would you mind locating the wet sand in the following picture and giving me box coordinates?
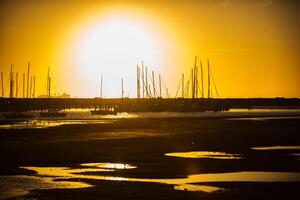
[0,117,300,199]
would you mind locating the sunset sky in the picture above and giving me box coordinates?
[0,0,299,98]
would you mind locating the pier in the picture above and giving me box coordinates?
[0,97,299,112]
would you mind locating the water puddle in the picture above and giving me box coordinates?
[2,162,300,199]
[251,146,300,150]
[165,151,243,159]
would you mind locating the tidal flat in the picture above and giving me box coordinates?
[0,115,300,199]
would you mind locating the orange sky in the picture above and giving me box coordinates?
[0,0,299,98]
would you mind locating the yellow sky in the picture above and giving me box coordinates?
[0,0,299,98]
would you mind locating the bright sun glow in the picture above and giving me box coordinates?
[75,17,160,98]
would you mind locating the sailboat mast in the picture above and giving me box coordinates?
[142,62,145,98]
[29,76,32,98]
[159,73,162,98]
[193,56,197,99]
[22,73,25,98]
[15,72,18,98]
[47,67,50,98]
[145,66,148,98]
[182,73,184,98]
[136,65,140,98]
[9,64,14,98]
[1,72,4,98]
[152,71,156,98]
[33,76,36,98]
[207,60,210,99]
[200,60,204,98]
[27,62,30,98]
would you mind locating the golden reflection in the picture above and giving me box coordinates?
[174,184,223,193]
[165,151,243,159]
[17,162,300,196]
[81,163,137,169]
[252,146,300,150]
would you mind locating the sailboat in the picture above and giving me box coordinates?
[3,64,33,119]
[40,68,67,117]
[90,74,117,115]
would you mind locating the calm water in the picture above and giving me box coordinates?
[1,109,299,129]
[165,151,243,159]
[1,162,300,199]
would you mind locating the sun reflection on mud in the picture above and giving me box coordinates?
[165,151,243,159]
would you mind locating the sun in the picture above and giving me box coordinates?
[73,16,161,98]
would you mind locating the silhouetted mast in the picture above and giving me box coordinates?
[9,64,14,98]
[152,71,156,98]
[136,65,140,98]
[22,73,25,98]
[27,62,30,98]
[192,56,197,99]
[47,67,51,98]
[1,72,4,98]
[141,62,145,98]
[15,72,19,98]
[33,76,36,98]
[29,76,32,98]
[182,73,184,98]
[190,68,193,98]
[207,60,210,98]
[145,66,149,98]
[200,60,204,98]
[159,73,162,98]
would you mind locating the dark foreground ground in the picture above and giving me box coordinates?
[0,117,300,199]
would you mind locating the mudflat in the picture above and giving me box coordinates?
[0,117,300,199]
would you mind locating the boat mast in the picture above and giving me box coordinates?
[15,72,18,98]
[121,78,124,98]
[192,56,197,99]
[136,65,140,98]
[29,76,32,98]
[9,64,14,98]
[33,76,36,98]
[145,66,148,98]
[22,73,25,98]
[182,73,184,98]
[47,67,51,98]
[207,59,210,99]
[1,72,4,98]
[27,62,30,98]
[141,62,145,98]
[159,73,162,98]
[152,71,156,98]
[200,60,204,98]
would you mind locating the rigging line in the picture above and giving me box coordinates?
[210,69,219,98]
[175,78,182,98]
[184,79,190,97]
[147,70,159,97]
[161,78,170,98]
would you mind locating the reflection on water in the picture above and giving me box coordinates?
[0,175,91,200]
[81,162,137,169]
[174,184,223,192]
[0,119,110,129]
[165,151,243,159]
[252,146,300,150]
[1,161,299,198]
